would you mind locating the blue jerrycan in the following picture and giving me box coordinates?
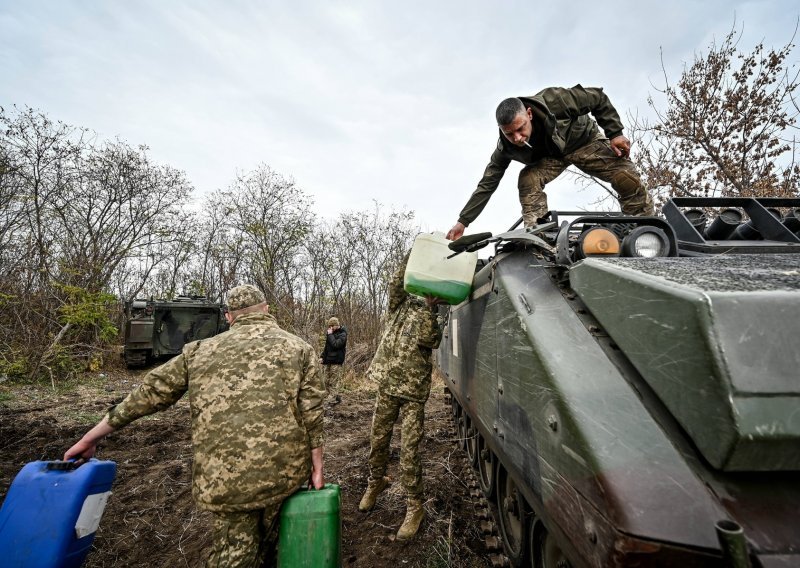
[0,459,117,568]
[277,483,341,567]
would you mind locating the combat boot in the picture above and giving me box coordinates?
[396,497,425,540]
[358,476,389,512]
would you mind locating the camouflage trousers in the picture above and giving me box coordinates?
[367,391,425,498]
[323,364,344,397]
[517,137,655,227]
[206,503,282,568]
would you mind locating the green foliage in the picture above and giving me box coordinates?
[44,343,84,381]
[0,292,17,307]
[0,353,29,380]
[186,280,206,297]
[55,284,119,343]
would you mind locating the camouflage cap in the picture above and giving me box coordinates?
[226,285,266,312]
[327,317,340,327]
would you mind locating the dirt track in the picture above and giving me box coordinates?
[0,369,495,567]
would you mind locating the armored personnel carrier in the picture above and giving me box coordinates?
[123,296,228,368]
[437,197,800,568]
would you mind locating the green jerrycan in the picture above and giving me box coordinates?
[404,231,478,305]
[277,483,341,567]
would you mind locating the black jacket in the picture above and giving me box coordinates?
[321,326,347,365]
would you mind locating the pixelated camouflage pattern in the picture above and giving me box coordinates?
[368,260,443,403]
[206,504,281,568]
[387,255,409,312]
[226,284,266,311]
[517,137,654,226]
[322,364,344,397]
[368,391,425,497]
[106,312,325,513]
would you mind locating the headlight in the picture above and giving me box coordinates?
[621,226,671,257]
[576,227,620,259]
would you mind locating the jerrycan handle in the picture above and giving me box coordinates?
[46,459,83,471]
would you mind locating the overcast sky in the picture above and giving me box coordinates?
[2,1,798,237]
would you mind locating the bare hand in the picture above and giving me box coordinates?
[446,222,465,241]
[609,135,631,158]
[309,446,324,489]
[326,327,333,334]
[425,295,445,308]
[64,439,97,461]
[63,416,114,462]
[310,468,324,490]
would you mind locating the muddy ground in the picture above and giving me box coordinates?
[0,368,499,567]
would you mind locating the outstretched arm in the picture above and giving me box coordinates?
[64,416,116,460]
[453,145,511,235]
[64,351,190,461]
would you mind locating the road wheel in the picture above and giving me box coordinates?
[457,413,468,450]
[532,519,572,568]
[477,434,495,499]
[125,350,147,368]
[465,417,478,466]
[496,462,529,567]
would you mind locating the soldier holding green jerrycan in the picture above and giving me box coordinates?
[360,240,475,539]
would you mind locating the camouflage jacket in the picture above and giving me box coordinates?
[106,312,325,513]
[368,263,443,403]
[459,84,625,226]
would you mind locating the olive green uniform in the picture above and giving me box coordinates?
[366,262,443,498]
[106,310,325,567]
[458,85,655,228]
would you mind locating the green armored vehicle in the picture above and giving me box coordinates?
[438,197,800,568]
[123,296,228,368]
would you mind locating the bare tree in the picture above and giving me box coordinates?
[0,107,194,381]
[54,140,193,294]
[339,203,417,347]
[1,106,424,384]
[632,22,800,206]
[207,164,315,327]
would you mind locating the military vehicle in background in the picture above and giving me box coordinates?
[123,296,228,368]
[437,197,800,568]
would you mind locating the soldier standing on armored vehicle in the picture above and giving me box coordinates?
[65,285,325,566]
[446,85,654,240]
[358,255,443,540]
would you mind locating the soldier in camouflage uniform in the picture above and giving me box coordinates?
[446,85,655,240]
[358,255,443,540]
[65,284,326,568]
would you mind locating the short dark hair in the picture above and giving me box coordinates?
[495,98,525,126]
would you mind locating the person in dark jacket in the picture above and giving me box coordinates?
[446,85,654,240]
[320,316,347,403]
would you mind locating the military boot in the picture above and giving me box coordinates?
[396,497,425,540]
[358,476,389,512]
